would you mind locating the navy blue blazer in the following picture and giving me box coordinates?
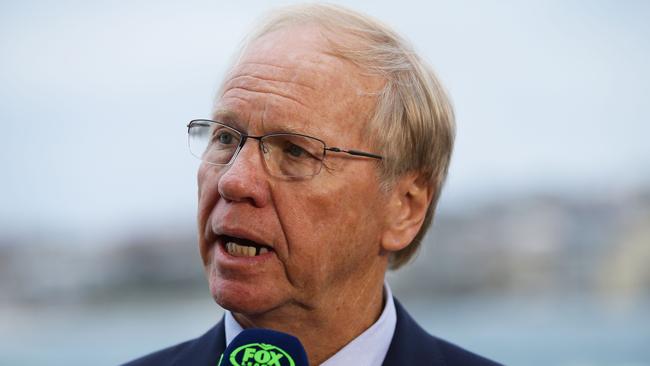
[122,299,501,365]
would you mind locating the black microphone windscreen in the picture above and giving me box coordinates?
[218,328,308,366]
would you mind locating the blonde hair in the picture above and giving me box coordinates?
[238,3,455,269]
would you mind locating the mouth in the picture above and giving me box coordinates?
[219,235,274,257]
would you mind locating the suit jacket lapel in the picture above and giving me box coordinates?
[382,299,445,366]
[171,318,226,366]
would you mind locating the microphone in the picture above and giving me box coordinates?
[217,328,309,366]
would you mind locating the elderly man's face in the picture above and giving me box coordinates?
[197,26,389,314]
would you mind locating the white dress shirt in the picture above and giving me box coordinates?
[224,283,397,366]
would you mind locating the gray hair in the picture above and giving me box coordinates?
[233,3,455,269]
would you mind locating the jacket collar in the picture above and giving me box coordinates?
[168,299,446,366]
[382,299,445,366]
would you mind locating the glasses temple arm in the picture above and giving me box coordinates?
[325,147,383,160]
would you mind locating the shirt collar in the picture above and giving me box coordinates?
[224,282,397,366]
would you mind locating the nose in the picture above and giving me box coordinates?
[217,139,270,207]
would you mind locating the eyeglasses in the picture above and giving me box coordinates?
[187,119,383,178]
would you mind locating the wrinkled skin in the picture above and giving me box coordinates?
[197,25,393,364]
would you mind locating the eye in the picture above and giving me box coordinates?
[214,130,236,145]
[285,143,306,157]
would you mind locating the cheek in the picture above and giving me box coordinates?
[276,179,381,285]
[198,165,221,215]
[298,180,373,235]
[197,165,222,259]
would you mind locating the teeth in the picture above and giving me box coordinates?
[225,241,269,257]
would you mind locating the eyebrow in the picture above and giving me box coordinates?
[212,109,241,125]
[212,108,318,137]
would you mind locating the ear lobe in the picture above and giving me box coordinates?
[381,174,433,252]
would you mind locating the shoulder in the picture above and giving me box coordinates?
[431,336,503,366]
[383,299,502,366]
[120,320,226,366]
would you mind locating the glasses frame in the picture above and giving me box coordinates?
[187,119,383,177]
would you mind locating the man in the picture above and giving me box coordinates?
[125,4,500,366]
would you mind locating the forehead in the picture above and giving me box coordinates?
[215,25,383,142]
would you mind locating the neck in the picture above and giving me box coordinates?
[233,269,386,365]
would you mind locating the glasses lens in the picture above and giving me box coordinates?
[188,121,242,165]
[261,134,325,177]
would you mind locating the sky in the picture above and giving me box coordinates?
[1,0,649,240]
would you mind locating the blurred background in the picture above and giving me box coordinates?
[1,0,649,365]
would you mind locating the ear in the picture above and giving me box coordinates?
[380,173,433,252]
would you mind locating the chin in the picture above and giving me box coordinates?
[209,277,280,316]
